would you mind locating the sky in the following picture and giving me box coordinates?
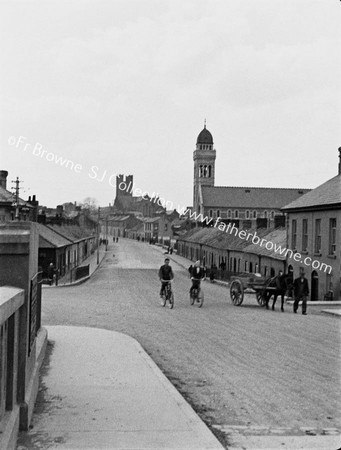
[0,0,340,209]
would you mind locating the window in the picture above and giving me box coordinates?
[217,210,220,218]
[314,219,321,253]
[209,209,213,218]
[234,210,239,219]
[253,210,257,219]
[245,210,250,219]
[292,219,297,249]
[208,165,212,177]
[270,211,275,220]
[302,219,308,252]
[227,210,232,218]
[264,211,268,219]
[329,218,337,255]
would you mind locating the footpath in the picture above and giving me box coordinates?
[151,243,341,317]
[18,243,224,450]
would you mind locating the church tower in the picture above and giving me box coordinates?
[193,123,216,214]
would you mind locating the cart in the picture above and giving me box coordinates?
[229,273,278,306]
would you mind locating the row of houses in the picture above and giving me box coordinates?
[177,167,341,302]
[37,223,96,280]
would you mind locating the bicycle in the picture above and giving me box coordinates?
[190,278,204,308]
[160,279,174,309]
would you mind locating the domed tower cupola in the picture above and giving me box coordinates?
[193,121,216,214]
[196,122,214,150]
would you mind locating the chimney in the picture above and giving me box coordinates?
[0,170,8,190]
[339,147,341,175]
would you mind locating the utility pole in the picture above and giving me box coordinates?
[105,216,108,251]
[11,177,21,220]
[97,206,100,264]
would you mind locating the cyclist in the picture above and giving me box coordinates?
[159,258,174,299]
[190,260,204,298]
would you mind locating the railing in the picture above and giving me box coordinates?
[0,287,25,422]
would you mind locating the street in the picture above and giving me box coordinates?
[41,239,341,447]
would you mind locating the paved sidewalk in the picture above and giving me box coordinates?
[17,326,224,450]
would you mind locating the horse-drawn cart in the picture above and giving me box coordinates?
[229,273,278,306]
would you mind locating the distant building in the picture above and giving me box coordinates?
[114,174,167,217]
[282,150,341,301]
[192,125,310,228]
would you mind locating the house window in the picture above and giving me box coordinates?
[245,210,250,219]
[217,210,220,218]
[208,165,212,177]
[264,211,268,219]
[253,210,257,219]
[302,219,308,252]
[270,211,275,220]
[227,210,232,218]
[244,261,248,272]
[314,219,321,253]
[292,219,297,249]
[209,209,213,218]
[329,218,337,255]
[234,210,239,219]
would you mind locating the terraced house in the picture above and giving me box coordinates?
[282,151,341,301]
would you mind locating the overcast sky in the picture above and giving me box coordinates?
[1,0,340,209]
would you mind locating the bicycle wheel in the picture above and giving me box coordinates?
[198,289,204,308]
[168,292,174,309]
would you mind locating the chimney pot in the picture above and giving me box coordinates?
[0,170,8,190]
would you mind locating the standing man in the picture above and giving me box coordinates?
[293,270,309,315]
[272,270,287,311]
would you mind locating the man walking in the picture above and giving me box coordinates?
[293,270,309,315]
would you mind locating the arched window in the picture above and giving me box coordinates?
[235,210,239,219]
[227,210,232,218]
[217,210,220,218]
[245,210,250,219]
[264,211,268,219]
[271,211,275,219]
[253,210,257,219]
[208,165,212,177]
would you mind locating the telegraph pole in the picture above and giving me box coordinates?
[97,206,100,264]
[11,177,21,220]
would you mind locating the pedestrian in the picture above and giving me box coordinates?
[113,236,115,243]
[272,270,287,311]
[293,270,309,315]
[116,237,119,243]
[47,262,55,286]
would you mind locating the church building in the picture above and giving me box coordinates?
[193,124,310,229]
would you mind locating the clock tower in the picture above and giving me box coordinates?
[193,123,216,214]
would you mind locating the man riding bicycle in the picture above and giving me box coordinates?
[159,258,174,298]
[190,260,204,297]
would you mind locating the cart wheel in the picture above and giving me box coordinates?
[256,291,266,306]
[230,280,244,306]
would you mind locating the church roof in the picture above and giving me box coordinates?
[201,186,310,209]
[281,174,341,211]
[196,126,213,145]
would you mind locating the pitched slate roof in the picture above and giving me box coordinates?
[37,223,72,248]
[46,225,94,242]
[243,228,287,260]
[178,226,287,261]
[281,174,341,211]
[0,185,32,207]
[201,186,310,209]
